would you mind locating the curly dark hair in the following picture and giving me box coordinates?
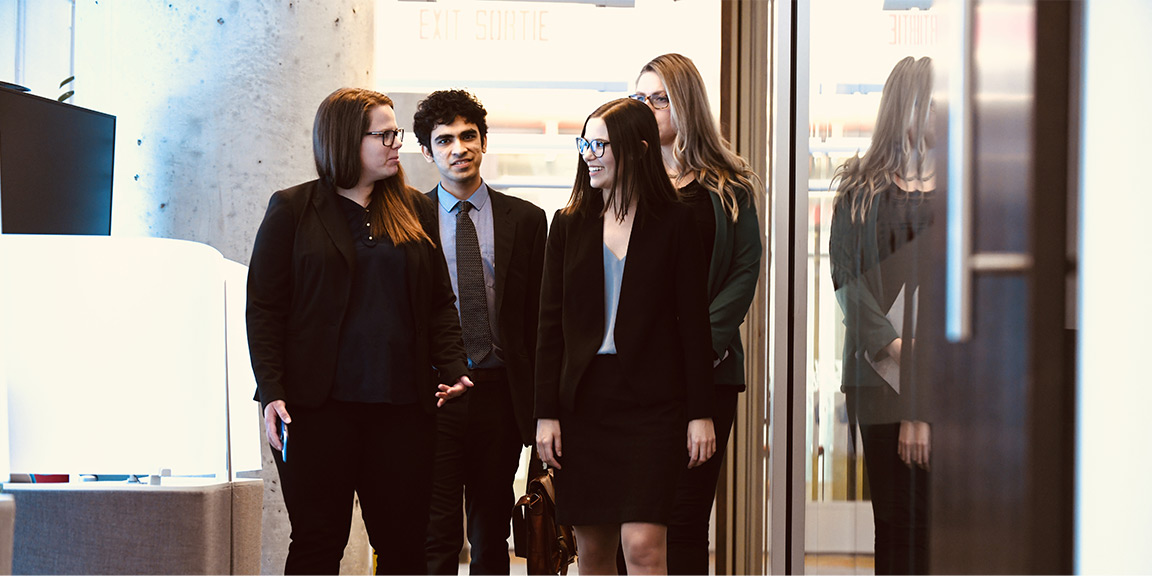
[412,89,489,150]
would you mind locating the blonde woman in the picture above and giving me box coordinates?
[630,53,763,575]
[829,56,935,574]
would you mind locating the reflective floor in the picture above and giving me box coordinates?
[463,553,874,575]
[805,554,876,575]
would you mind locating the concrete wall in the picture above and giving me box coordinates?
[72,0,376,266]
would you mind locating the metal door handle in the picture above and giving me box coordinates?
[945,0,1032,342]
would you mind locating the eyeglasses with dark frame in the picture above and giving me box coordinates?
[628,93,671,110]
[365,128,404,147]
[576,137,611,159]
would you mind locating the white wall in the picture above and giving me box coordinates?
[1077,0,1152,573]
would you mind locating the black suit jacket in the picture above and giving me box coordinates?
[426,187,547,444]
[534,196,713,421]
[247,178,469,414]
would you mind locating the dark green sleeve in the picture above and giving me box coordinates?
[708,188,763,359]
[829,195,899,359]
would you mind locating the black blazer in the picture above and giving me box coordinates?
[426,187,547,444]
[247,179,469,414]
[534,195,713,421]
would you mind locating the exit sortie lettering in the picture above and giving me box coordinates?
[418,8,549,42]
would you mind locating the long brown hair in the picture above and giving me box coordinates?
[313,87,431,245]
[639,53,761,222]
[562,98,678,222]
[831,57,935,223]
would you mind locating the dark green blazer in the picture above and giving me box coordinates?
[703,185,762,390]
[828,184,932,423]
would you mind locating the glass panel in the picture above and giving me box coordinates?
[805,1,940,573]
[374,0,724,223]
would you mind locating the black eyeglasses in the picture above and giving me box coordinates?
[365,128,404,147]
[576,137,610,159]
[628,93,671,110]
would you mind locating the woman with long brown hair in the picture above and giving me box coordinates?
[247,87,472,574]
[535,97,714,574]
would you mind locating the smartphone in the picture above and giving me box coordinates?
[279,420,289,462]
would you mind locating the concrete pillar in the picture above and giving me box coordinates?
[74,0,376,265]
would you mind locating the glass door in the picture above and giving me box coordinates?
[801,1,941,573]
[783,0,1078,573]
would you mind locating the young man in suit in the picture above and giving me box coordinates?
[414,89,548,575]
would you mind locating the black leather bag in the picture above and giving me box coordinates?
[512,464,577,575]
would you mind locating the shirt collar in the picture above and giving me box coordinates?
[437,181,490,214]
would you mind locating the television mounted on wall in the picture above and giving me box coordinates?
[0,85,115,235]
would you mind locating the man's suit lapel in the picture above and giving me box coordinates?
[490,191,515,321]
[311,183,356,271]
[426,187,442,226]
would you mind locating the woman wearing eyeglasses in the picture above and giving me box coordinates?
[631,53,763,575]
[535,97,714,575]
[247,87,473,575]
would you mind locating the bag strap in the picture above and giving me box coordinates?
[537,470,557,503]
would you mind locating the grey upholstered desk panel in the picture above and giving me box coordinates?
[0,495,14,574]
[4,479,261,575]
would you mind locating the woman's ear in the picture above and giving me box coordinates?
[640,140,649,154]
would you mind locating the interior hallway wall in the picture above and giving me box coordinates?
[65,2,379,573]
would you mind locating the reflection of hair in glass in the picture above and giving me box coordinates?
[831,56,935,223]
[638,53,762,222]
[313,87,430,246]
[412,89,489,150]
[563,98,677,222]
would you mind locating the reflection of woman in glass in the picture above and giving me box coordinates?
[534,98,714,575]
[829,56,934,575]
[631,52,762,575]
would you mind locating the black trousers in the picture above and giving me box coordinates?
[858,421,930,575]
[425,368,524,575]
[666,387,740,575]
[845,386,930,575]
[273,399,435,575]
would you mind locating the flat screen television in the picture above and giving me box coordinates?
[0,85,115,235]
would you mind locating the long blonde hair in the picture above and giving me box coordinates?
[831,57,935,223]
[313,87,432,245]
[639,53,761,221]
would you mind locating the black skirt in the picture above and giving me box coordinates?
[554,354,686,525]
